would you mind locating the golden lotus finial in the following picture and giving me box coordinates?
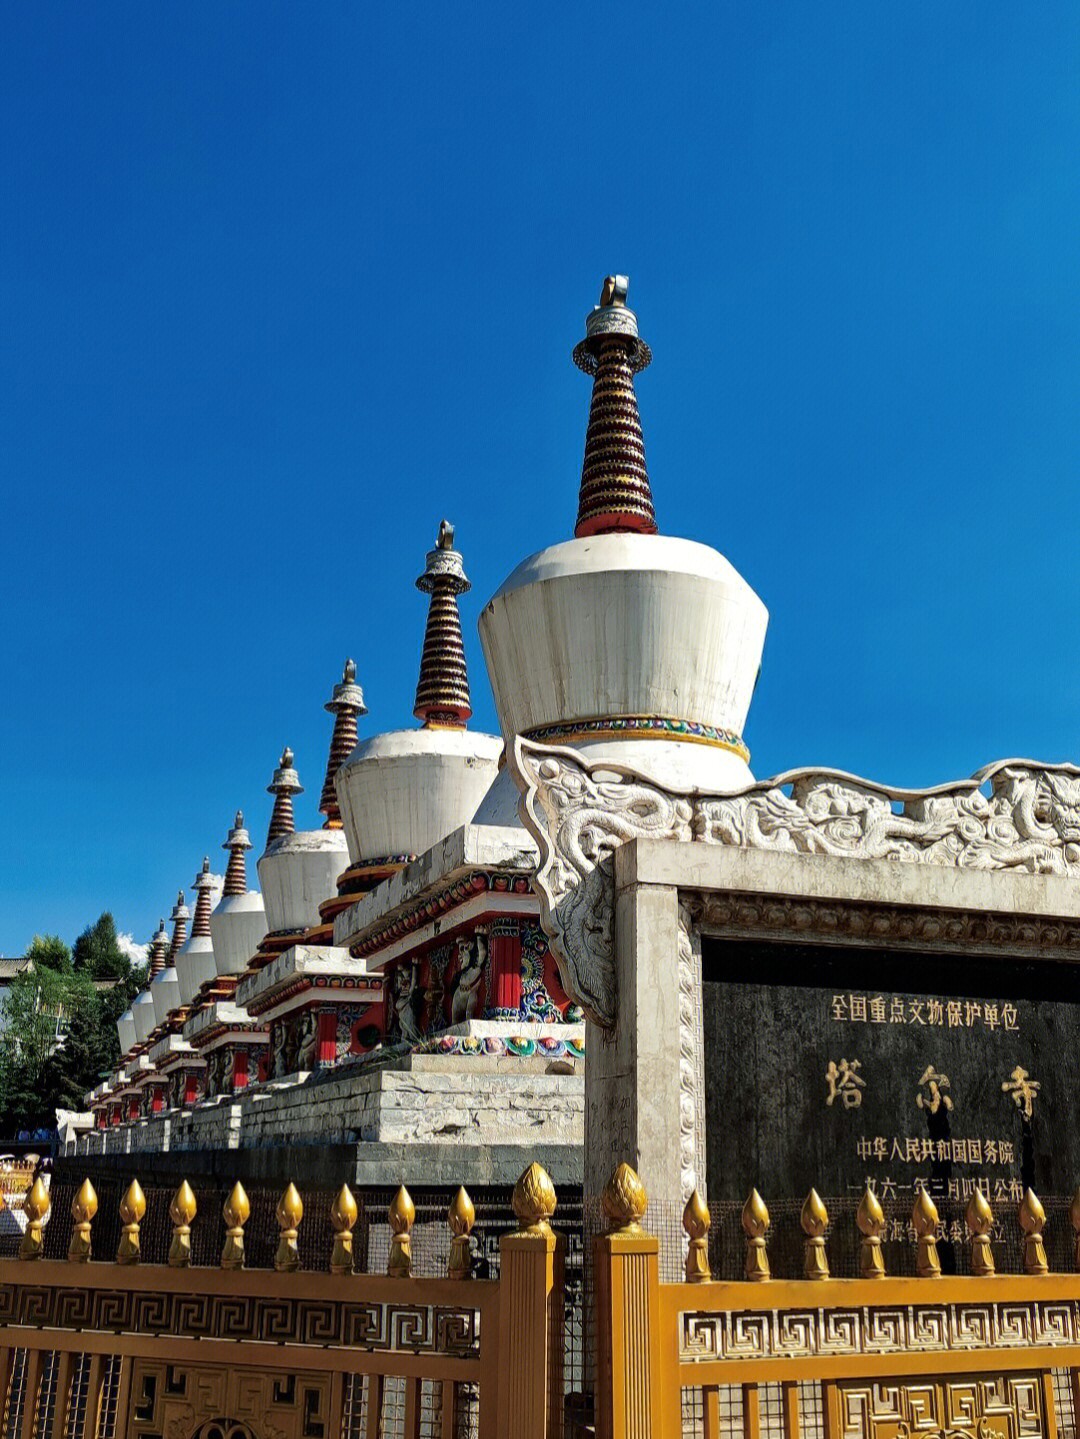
[119,1179,146,1226]
[857,1184,886,1279]
[277,1182,303,1230]
[389,1185,415,1235]
[602,1163,648,1233]
[221,1181,250,1271]
[223,1181,250,1228]
[912,1187,941,1278]
[388,1185,415,1278]
[169,1180,197,1227]
[965,1187,995,1276]
[447,1187,475,1280]
[19,1176,50,1260]
[801,1189,829,1280]
[512,1162,557,1233]
[169,1180,197,1269]
[117,1179,147,1266]
[24,1177,49,1223]
[683,1189,711,1283]
[1019,1188,1048,1275]
[71,1178,98,1224]
[742,1189,769,1238]
[742,1189,770,1281]
[329,1182,358,1276]
[800,1189,828,1238]
[274,1182,303,1273]
[68,1178,98,1263]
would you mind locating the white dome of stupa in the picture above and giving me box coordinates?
[130,916,169,1044]
[256,748,349,938]
[335,523,501,870]
[176,858,223,1006]
[209,810,268,977]
[479,276,768,794]
[151,890,188,1026]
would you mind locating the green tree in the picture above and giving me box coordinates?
[72,912,129,980]
[25,933,72,974]
[0,966,72,1131]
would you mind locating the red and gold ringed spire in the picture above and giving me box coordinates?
[320,659,366,828]
[572,275,656,538]
[413,521,473,728]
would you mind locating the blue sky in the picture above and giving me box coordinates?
[1,3,1077,954]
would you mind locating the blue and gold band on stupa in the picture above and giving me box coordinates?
[524,714,750,761]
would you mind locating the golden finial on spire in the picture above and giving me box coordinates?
[683,1189,711,1283]
[274,1183,303,1273]
[512,1162,557,1235]
[801,1189,830,1280]
[447,1187,475,1280]
[742,1189,770,1282]
[117,1179,147,1265]
[168,1180,197,1268]
[388,1186,415,1278]
[68,1178,98,1263]
[330,1184,358,1276]
[912,1187,941,1278]
[965,1187,995,1276]
[602,1163,648,1233]
[19,1176,50,1260]
[1019,1188,1049,1275]
[857,1185,886,1279]
[221,1181,250,1271]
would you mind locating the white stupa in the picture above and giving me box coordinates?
[176,858,223,1006]
[209,811,268,979]
[130,918,169,1045]
[335,523,501,884]
[257,748,349,946]
[150,890,189,1027]
[480,275,768,795]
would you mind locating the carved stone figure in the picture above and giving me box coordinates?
[390,962,425,1047]
[450,930,488,1024]
[296,1011,318,1071]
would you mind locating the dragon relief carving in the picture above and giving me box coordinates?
[509,737,1080,1029]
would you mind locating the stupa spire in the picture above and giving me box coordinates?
[222,811,251,896]
[413,521,472,728]
[147,919,169,979]
[320,658,367,827]
[572,274,656,537]
[191,857,215,938]
[266,747,302,845]
[168,889,190,960]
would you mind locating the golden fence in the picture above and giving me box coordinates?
[6,1162,1080,1439]
[595,1164,1080,1439]
[0,1165,565,1439]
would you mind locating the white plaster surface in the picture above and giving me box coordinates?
[479,532,768,790]
[150,965,181,1026]
[131,988,158,1043]
[210,891,268,977]
[176,935,216,1007]
[236,943,371,1011]
[116,1008,137,1053]
[258,828,349,934]
[335,727,502,865]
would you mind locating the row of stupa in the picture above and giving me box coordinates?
[82,277,770,1172]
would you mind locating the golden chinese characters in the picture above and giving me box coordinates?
[825,1058,866,1109]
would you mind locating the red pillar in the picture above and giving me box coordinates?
[127,1097,140,1121]
[184,1071,201,1106]
[317,1011,338,1067]
[488,922,522,1018]
[150,1085,165,1114]
[232,1048,249,1090]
